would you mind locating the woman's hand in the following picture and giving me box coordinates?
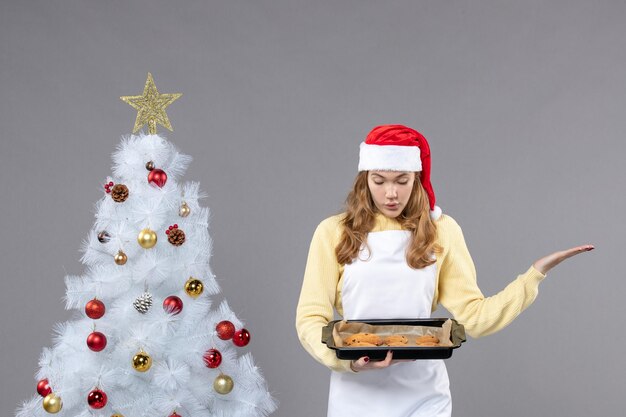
[533,244,594,275]
[350,351,393,372]
[350,351,415,372]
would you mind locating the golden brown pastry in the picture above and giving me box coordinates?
[346,341,378,347]
[383,335,409,346]
[343,333,382,346]
[415,335,440,346]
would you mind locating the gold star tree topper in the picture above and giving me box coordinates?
[121,73,182,134]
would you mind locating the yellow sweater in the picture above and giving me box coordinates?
[295,213,546,373]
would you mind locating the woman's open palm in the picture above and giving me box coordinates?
[533,245,594,275]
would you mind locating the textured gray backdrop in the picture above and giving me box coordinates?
[1,0,624,416]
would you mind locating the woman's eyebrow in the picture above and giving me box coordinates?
[371,173,409,179]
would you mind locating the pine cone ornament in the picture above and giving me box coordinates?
[111,184,129,203]
[166,225,185,246]
[133,292,153,314]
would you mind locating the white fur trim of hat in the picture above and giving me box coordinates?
[358,142,422,172]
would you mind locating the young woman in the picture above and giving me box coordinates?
[295,124,593,417]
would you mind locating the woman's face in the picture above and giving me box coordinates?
[367,171,416,218]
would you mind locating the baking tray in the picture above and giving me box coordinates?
[322,318,466,360]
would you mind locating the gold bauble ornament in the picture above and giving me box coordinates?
[213,374,234,395]
[137,228,157,249]
[179,202,190,217]
[184,277,204,299]
[114,250,128,265]
[42,393,63,413]
[111,413,124,417]
[132,351,153,372]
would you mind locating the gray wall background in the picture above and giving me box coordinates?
[1,0,624,415]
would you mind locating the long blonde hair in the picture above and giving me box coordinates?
[335,171,440,269]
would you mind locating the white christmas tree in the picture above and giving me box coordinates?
[16,73,277,417]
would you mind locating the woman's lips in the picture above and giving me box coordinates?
[384,203,399,210]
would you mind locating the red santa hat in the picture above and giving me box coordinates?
[358,124,442,220]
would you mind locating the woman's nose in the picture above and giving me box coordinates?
[385,186,397,198]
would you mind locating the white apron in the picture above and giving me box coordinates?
[328,230,452,417]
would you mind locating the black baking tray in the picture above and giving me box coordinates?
[322,318,466,360]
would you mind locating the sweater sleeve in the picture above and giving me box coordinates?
[295,218,354,373]
[437,216,546,338]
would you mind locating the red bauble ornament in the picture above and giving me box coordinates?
[216,320,235,340]
[87,389,107,409]
[232,328,251,347]
[163,295,183,315]
[86,331,107,352]
[169,413,180,417]
[85,299,105,319]
[203,348,222,368]
[36,378,52,397]
[147,169,167,187]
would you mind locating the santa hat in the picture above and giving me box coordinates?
[358,125,442,220]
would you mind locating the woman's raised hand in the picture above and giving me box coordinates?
[532,244,594,275]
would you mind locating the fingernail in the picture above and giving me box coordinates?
[363,357,370,363]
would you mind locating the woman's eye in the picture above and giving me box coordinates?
[374,181,384,185]
[398,181,408,185]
